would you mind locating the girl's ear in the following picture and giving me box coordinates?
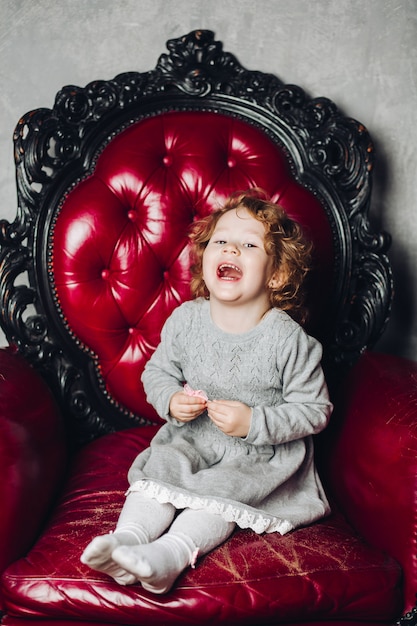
[268,271,282,290]
[269,265,289,290]
[268,273,280,289]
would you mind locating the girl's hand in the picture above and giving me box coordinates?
[207,400,252,437]
[169,391,207,423]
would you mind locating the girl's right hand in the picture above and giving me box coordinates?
[169,391,207,423]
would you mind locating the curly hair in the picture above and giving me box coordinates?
[189,189,313,324]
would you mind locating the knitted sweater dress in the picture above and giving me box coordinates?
[129,298,333,535]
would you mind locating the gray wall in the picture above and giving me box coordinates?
[1,0,416,362]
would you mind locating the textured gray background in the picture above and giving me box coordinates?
[1,0,416,361]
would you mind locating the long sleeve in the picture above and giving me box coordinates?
[244,327,332,446]
[141,308,185,424]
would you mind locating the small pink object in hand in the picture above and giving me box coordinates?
[184,383,208,402]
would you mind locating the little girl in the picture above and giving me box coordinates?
[81,188,333,594]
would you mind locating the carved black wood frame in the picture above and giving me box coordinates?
[0,29,393,438]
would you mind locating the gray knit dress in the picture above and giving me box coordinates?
[128,298,333,535]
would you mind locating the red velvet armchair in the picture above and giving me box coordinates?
[0,30,416,626]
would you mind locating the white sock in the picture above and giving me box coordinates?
[111,508,235,594]
[80,532,141,585]
[80,493,175,585]
[112,531,198,594]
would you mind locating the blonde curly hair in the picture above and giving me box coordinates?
[189,189,312,324]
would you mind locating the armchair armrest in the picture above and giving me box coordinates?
[326,350,417,613]
[0,348,67,578]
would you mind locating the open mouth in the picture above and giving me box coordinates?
[217,263,242,280]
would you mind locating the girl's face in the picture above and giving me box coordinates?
[202,207,275,309]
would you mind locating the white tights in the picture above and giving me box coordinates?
[81,492,235,593]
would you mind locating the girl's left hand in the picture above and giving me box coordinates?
[207,400,252,437]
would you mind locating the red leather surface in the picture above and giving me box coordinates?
[326,350,417,613]
[52,111,334,421]
[0,348,67,610]
[1,425,402,624]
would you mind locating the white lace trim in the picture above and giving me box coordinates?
[126,480,294,535]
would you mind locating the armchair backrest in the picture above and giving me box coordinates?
[0,30,393,443]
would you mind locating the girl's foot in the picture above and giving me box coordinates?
[112,532,197,594]
[80,534,138,585]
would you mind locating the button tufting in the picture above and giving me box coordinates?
[227,157,236,168]
[101,269,110,280]
[127,210,137,221]
[163,155,173,166]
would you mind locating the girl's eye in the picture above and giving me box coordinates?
[211,240,258,247]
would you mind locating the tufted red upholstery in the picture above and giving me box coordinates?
[53,111,334,421]
[0,110,406,624]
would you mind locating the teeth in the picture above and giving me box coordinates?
[217,263,242,280]
[218,264,241,272]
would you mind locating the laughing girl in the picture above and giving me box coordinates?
[81,188,333,594]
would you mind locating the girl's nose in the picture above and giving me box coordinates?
[223,242,239,255]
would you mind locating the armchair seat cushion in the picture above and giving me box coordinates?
[1,427,402,624]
